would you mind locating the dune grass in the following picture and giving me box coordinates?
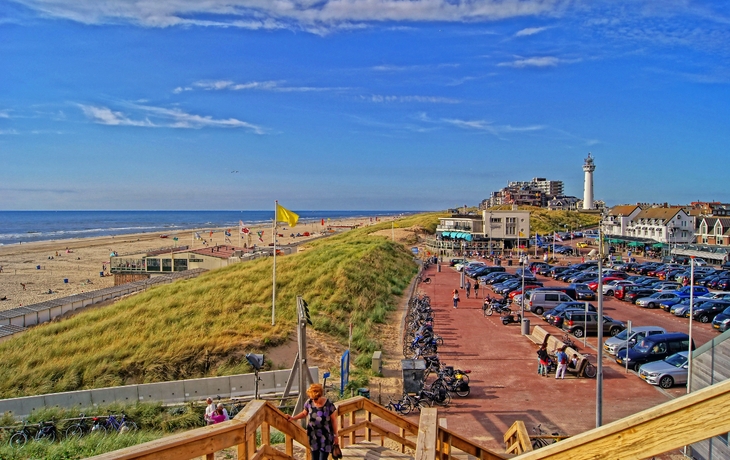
[0,223,418,398]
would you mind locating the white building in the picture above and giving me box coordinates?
[604,205,642,237]
[622,207,695,244]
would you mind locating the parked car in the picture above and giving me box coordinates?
[691,300,730,323]
[638,351,689,389]
[536,264,555,276]
[602,280,634,296]
[569,283,596,300]
[616,333,693,371]
[635,292,682,309]
[467,265,505,279]
[624,288,659,304]
[562,311,625,338]
[524,290,575,315]
[576,242,589,248]
[711,306,730,332]
[614,283,637,301]
[480,272,515,285]
[550,266,571,278]
[586,276,627,292]
[542,302,596,326]
[449,258,469,267]
[603,326,667,356]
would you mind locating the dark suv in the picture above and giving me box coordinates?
[562,311,625,338]
[616,333,693,371]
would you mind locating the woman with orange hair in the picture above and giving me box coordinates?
[287,383,339,460]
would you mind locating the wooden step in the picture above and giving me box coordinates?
[342,442,414,460]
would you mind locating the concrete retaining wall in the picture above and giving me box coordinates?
[0,367,318,417]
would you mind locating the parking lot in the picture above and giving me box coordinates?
[414,246,720,453]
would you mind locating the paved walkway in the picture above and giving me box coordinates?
[414,253,713,453]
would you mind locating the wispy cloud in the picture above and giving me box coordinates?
[180,80,343,93]
[515,26,550,36]
[364,95,461,104]
[0,129,19,135]
[0,110,10,118]
[416,112,545,138]
[442,117,545,135]
[78,103,265,133]
[371,63,460,72]
[497,56,582,68]
[13,0,569,33]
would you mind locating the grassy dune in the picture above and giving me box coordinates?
[0,221,425,399]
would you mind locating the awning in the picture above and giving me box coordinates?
[627,241,643,247]
[652,243,666,249]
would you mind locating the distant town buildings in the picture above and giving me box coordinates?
[480,177,573,209]
[432,209,530,255]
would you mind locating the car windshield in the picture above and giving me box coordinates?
[633,339,655,353]
[614,329,630,340]
[665,354,687,368]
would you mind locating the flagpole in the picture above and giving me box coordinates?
[272,201,277,326]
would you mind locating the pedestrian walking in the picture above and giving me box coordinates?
[452,289,460,309]
[555,346,568,379]
[288,384,339,460]
[465,280,471,298]
[474,279,480,298]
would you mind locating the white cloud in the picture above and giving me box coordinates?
[365,95,461,104]
[78,103,265,133]
[441,117,545,135]
[515,26,549,36]
[12,0,569,32]
[0,110,10,118]
[497,56,561,67]
[0,129,19,135]
[185,79,342,92]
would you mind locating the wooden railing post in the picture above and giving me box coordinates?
[365,410,372,442]
[349,410,356,445]
[262,422,271,446]
[415,408,438,460]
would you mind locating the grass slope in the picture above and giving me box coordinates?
[0,225,420,399]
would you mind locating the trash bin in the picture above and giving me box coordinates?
[63,278,68,284]
[357,388,370,399]
[372,351,382,374]
[521,318,530,336]
[508,259,513,266]
[401,359,426,394]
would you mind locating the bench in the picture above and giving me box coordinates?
[528,325,590,377]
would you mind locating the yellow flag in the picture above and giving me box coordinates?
[276,203,299,227]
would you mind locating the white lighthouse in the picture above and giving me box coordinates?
[582,153,595,210]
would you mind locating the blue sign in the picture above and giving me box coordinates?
[411,247,419,254]
[340,350,350,396]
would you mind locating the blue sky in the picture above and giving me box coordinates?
[1,1,729,211]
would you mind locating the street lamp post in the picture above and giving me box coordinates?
[596,215,605,427]
[687,257,695,394]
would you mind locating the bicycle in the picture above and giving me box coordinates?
[34,421,59,443]
[417,274,431,284]
[65,413,93,439]
[93,413,138,434]
[561,333,578,350]
[580,353,597,379]
[531,424,561,449]
[385,396,413,416]
[8,420,38,447]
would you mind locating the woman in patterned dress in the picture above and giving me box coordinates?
[287,383,339,460]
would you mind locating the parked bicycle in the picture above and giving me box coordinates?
[8,420,38,447]
[580,353,597,378]
[531,424,561,449]
[34,421,59,442]
[561,333,578,350]
[385,395,413,416]
[92,413,138,434]
[65,413,93,439]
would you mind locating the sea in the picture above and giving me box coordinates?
[0,210,412,246]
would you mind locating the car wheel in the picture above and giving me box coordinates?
[659,375,674,389]
[648,302,656,309]
[633,362,642,372]
[534,307,543,315]
[573,328,584,338]
[606,290,614,296]
[609,327,621,337]
[700,315,710,323]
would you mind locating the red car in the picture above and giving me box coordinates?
[508,284,544,299]
[587,276,625,292]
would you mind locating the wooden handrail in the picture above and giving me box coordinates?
[415,409,438,460]
[503,421,532,455]
[511,378,730,459]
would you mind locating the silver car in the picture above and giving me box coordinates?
[635,292,680,309]
[638,351,689,389]
[603,326,667,356]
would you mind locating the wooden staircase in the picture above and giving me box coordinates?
[88,379,730,460]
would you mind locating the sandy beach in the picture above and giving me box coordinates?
[0,216,396,310]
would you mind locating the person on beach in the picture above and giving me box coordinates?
[452,289,460,308]
[465,280,471,298]
[288,383,339,460]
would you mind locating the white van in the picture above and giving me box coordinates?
[525,291,575,315]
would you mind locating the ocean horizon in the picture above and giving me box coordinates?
[0,210,417,246]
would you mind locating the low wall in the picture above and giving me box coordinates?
[0,367,318,418]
